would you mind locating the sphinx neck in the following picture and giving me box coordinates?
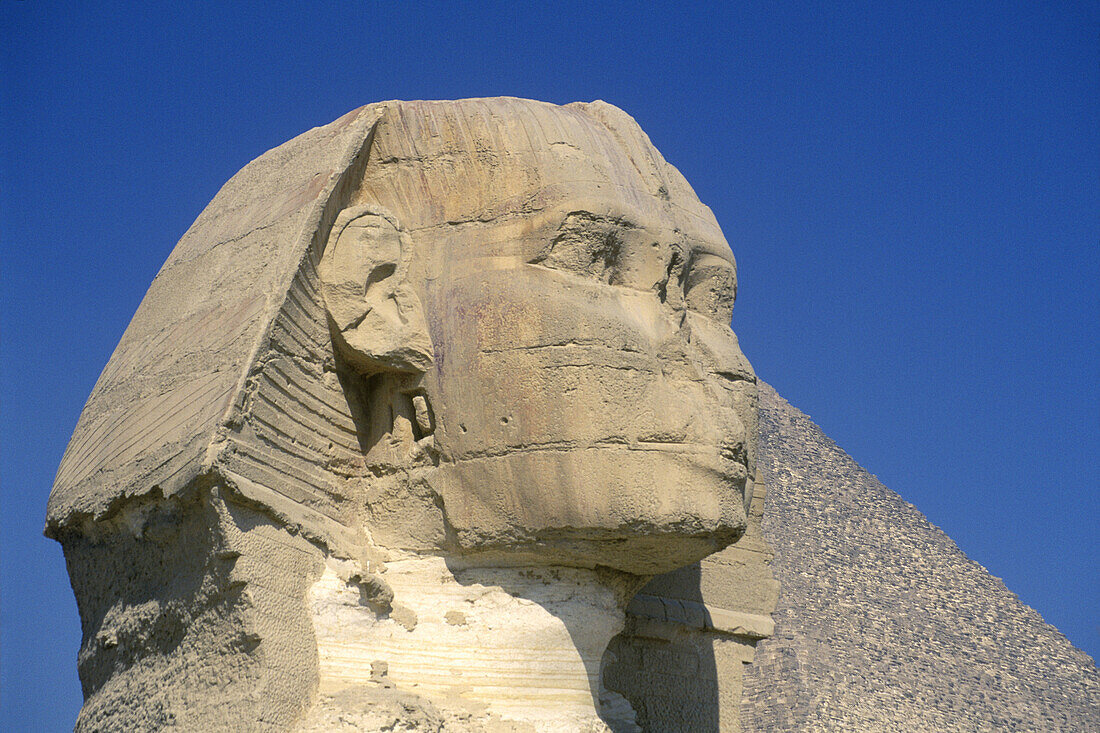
[307,553,641,732]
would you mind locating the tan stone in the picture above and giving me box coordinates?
[46,98,765,731]
[46,94,1096,733]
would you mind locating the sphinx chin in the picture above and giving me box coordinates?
[429,445,749,575]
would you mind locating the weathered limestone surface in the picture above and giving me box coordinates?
[603,472,778,731]
[304,556,636,732]
[47,106,377,536]
[742,383,1100,731]
[48,98,765,732]
[46,98,1098,732]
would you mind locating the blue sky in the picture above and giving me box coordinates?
[2,1,1097,728]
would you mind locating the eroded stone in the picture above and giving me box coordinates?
[47,98,768,731]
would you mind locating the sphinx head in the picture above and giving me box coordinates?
[322,98,757,574]
[45,99,762,730]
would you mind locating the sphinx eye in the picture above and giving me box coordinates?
[683,253,736,324]
[530,212,623,284]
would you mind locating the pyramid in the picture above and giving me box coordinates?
[741,382,1099,730]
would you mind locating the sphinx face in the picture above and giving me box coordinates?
[341,99,757,573]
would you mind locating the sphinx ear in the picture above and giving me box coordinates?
[319,205,433,374]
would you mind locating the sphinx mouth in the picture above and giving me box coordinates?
[632,440,746,465]
[449,438,749,478]
[630,435,748,469]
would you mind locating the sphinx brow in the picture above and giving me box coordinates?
[684,243,737,268]
[688,251,735,267]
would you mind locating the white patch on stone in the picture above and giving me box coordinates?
[308,555,635,731]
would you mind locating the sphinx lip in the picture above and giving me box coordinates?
[629,439,746,464]
[448,439,749,477]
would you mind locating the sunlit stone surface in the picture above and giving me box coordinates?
[47,99,773,731]
[47,98,1098,732]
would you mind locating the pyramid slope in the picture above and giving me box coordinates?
[742,382,1099,730]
